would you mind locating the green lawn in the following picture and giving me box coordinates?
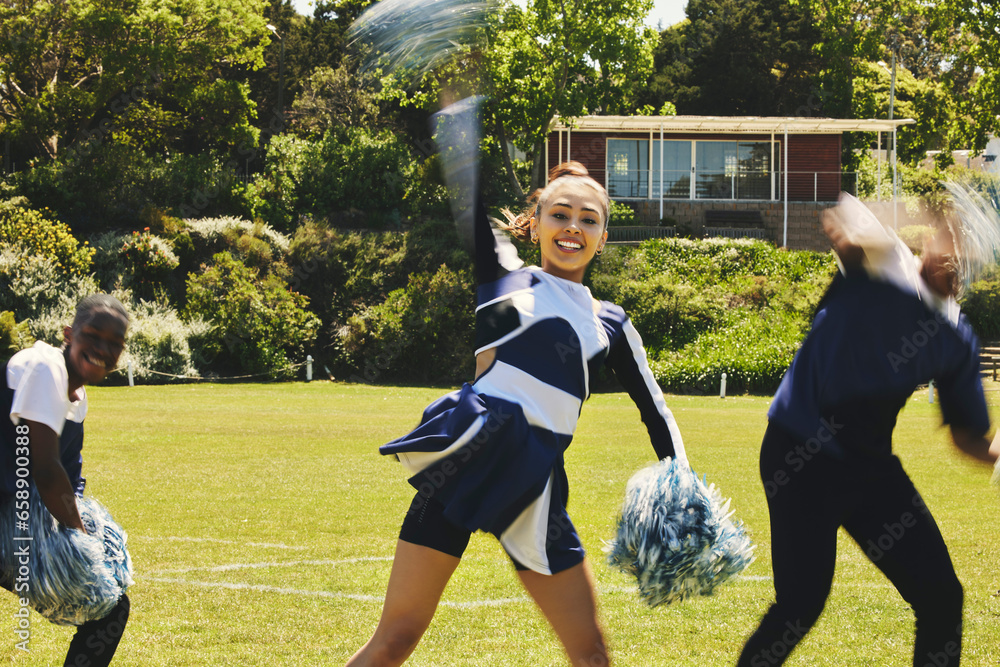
[2,382,998,666]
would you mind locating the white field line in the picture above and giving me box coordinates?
[132,535,309,551]
[143,554,773,609]
[142,577,530,609]
[153,556,393,575]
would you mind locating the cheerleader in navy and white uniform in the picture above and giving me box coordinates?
[736,197,1000,667]
[348,112,684,667]
[0,295,131,666]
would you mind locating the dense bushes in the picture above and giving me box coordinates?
[7,189,1000,391]
[238,128,419,230]
[961,278,1000,341]
[340,265,476,384]
[591,238,836,393]
[0,312,33,363]
[122,300,212,382]
[184,252,320,375]
[0,203,94,274]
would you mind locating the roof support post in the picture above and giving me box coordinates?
[659,123,664,220]
[783,125,789,248]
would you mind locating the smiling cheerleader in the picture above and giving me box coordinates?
[0,294,133,666]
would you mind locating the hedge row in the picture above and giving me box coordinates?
[4,200,1000,392]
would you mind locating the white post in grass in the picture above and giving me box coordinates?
[306,355,313,382]
[720,372,727,399]
[928,379,934,404]
[127,361,134,388]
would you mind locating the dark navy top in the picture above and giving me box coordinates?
[1,359,86,502]
[769,269,989,459]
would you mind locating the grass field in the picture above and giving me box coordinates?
[2,382,999,666]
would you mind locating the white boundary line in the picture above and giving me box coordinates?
[143,577,531,609]
[132,535,309,550]
[154,557,393,575]
[142,554,773,609]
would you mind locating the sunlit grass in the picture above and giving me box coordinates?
[1,382,997,665]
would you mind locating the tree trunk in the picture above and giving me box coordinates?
[495,115,525,200]
[530,142,546,191]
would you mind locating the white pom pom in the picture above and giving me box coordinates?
[605,457,755,607]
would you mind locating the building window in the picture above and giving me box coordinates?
[607,139,648,198]
[695,141,774,200]
[607,138,779,200]
[652,140,692,199]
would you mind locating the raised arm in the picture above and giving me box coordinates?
[432,96,521,287]
[604,315,686,462]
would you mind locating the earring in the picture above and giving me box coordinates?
[596,246,604,256]
[530,229,539,244]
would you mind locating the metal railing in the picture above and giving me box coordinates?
[605,168,861,202]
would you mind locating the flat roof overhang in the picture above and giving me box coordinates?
[552,115,916,134]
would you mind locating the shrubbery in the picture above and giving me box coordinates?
[122,300,212,382]
[0,247,100,342]
[608,200,638,227]
[0,204,94,275]
[340,265,476,384]
[961,279,1000,341]
[591,239,836,393]
[0,311,34,363]
[184,252,320,375]
[241,128,417,229]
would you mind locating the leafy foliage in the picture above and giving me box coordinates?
[120,230,180,289]
[0,0,267,161]
[0,205,93,275]
[961,279,1000,341]
[122,299,213,382]
[240,127,415,229]
[340,265,476,384]
[648,0,823,116]
[591,238,836,393]
[608,201,638,227]
[0,311,33,363]
[184,251,320,375]
[0,247,100,344]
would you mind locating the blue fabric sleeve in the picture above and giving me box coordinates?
[936,327,991,436]
[604,314,681,461]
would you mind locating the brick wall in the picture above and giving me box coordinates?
[630,200,834,252]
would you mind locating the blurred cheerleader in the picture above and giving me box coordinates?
[737,195,1000,667]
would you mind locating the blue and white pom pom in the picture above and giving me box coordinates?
[0,490,132,626]
[605,457,754,607]
[349,0,495,77]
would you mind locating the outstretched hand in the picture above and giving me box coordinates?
[821,208,865,268]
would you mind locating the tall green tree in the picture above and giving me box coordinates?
[935,0,1000,151]
[0,0,268,161]
[483,0,658,191]
[646,0,823,116]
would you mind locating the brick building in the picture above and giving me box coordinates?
[547,115,914,251]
